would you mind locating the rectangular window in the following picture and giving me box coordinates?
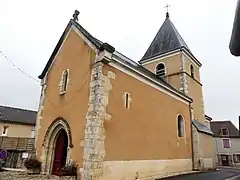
[237,155,240,162]
[223,139,230,148]
[233,154,240,163]
[2,126,8,136]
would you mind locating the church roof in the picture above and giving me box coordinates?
[141,13,190,61]
[192,119,213,136]
[38,11,192,103]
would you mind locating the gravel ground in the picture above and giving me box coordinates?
[0,171,59,180]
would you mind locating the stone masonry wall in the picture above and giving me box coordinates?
[192,125,203,170]
[179,52,188,95]
[82,57,113,180]
[34,78,47,152]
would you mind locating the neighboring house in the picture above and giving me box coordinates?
[0,105,37,138]
[210,120,240,167]
[35,10,215,180]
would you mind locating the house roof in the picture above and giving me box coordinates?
[0,105,37,125]
[38,12,192,103]
[210,121,239,137]
[192,119,213,136]
[140,13,191,61]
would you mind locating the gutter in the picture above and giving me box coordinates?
[0,119,35,126]
[189,103,195,170]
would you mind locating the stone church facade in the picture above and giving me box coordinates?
[35,10,215,180]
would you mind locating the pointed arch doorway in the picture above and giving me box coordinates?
[41,117,74,175]
[52,129,68,175]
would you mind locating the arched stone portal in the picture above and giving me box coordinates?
[41,117,73,174]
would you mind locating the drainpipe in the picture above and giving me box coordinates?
[239,116,240,137]
[189,102,195,170]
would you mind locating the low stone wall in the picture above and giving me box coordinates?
[99,159,192,180]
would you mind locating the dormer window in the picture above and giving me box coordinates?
[221,128,229,136]
[190,64,194,78]
[156,63,166,77]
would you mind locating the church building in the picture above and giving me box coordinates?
[35,10,215,180]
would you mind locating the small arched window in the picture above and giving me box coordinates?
[177,115,184,137]
[156,63,166,77]
[60,69,69,94]
[190,64,194,78]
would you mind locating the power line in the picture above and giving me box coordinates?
[45,74,89,109]
[0,50,40,83]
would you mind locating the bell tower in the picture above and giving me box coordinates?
[139,11,216,170]
[139,12,205,124]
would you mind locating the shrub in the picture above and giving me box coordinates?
[58,161,78,176]
[24,158,41,170]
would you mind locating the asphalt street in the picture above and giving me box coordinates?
[160,168,240,180]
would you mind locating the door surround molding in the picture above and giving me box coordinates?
[40,117,73,174]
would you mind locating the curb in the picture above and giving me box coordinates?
[225,174,240,180]
[158,171,202,179]
[1,167,26,172]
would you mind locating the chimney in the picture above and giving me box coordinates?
[239,116,240,137]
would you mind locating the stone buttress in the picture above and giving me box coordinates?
[82,44,114,180]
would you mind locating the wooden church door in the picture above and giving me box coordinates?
[52,130,68,175]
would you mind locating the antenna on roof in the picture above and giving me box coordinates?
[73,10,80,21]
[164,4,171,18]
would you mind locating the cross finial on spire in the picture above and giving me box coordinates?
[73,10,80,21]
[164,4,171,18]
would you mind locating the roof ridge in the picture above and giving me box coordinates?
[0,105,37,113]
[169,19,189,49]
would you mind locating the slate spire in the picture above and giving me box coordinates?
[141,13,190,60]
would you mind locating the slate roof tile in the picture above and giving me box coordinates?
[0,105,37,125]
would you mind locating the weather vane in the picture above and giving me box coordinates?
[164,4,171,18]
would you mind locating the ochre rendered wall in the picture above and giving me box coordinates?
[36,29,95,167]
[143,54,182,91]
[103,64,192,161]
[143,54,181,76]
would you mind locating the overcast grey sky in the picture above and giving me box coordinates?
[0,0,239,126]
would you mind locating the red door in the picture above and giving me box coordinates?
[52,130,68,175]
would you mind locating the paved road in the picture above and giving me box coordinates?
[161,168,240,180]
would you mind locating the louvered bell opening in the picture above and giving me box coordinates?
[156,69,165,77]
